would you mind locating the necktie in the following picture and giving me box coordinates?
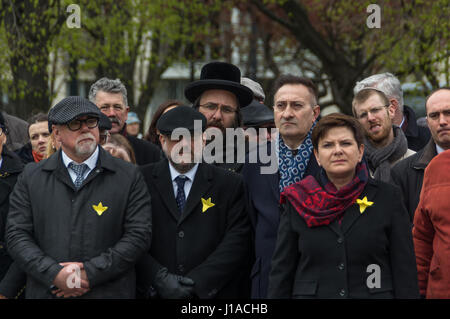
[175,175,188,214]
[69,162,89,189]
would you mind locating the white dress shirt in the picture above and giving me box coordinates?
[168,162,199,200]
[62,146,99,184]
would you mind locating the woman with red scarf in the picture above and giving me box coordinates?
[268,113,419,299]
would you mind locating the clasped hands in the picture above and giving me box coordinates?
[51,262,90,298]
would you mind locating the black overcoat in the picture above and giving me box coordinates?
[137,159,252,299]
[268,178,419,299]
[6,147,152,299]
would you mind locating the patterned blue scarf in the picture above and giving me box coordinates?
[278,122,316,193]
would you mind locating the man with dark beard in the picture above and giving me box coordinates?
[184,62,253,173]
[137,106,251,299]
[6,96,152,298]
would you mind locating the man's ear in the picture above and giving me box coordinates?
[312,105,320,122]
[158,134,165,146]
[387,103,396,120]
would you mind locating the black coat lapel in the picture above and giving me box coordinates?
[341,181,378,235]
[179,163,212,225]
[152,160,180,221]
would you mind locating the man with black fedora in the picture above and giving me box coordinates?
[6,96,152,299]
[137,105,252,299]
[184,61,253,173]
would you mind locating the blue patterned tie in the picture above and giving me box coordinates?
[175,175,188,214]
[69,162,89,190]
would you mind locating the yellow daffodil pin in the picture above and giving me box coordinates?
[93,202,108,216]
[356,196,374,214]
[201,197,215,213]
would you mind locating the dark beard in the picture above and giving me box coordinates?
[169,158,196,174]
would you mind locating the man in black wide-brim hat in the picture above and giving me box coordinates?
[184,61,253,173]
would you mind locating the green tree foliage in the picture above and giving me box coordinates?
[0,0,66,118]
[250,0,450,114]
[1,0,224,120]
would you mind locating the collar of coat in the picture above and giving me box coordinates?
[413,139,437,170]
[42,146,117,173]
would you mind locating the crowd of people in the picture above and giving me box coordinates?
[0,60,449,299]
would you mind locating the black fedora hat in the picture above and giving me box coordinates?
[184,62,253,108]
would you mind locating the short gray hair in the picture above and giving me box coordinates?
[88,77,128,106]
[353,73,404,112]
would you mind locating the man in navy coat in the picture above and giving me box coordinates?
[242,75,321,298]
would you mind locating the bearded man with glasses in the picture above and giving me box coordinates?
[352,88,415,183]
[5,96,151,299]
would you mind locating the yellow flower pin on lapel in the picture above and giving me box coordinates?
[201,197,215,213]
[93,202,108,216]
[356,196,374,214]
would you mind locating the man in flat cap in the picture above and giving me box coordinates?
[6,96,152,299]
[89,77,161,165]
[137,106,251,299]
[185,61,253,173]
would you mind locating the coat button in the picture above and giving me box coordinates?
[339,289,346,297]
[337,237,343,244]
[178,264,185,273]
[338,262,345,270]
[178,231,184,238]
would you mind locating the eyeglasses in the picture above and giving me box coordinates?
[356,105,389,120]
[67,117,99,131]
[199,103,237,115]
[99,131,111,145]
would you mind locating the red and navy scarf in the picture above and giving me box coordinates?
[280,162,368,228]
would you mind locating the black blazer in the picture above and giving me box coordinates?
[137,160,252,299]
[268,178,419,299]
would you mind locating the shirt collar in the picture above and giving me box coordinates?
[399,115,406,128]
[168,162,199,182]
[62,146,99,170]
[436,144,446,155]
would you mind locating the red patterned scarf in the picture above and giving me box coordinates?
[280,162,368,228]
[32,150,44,162]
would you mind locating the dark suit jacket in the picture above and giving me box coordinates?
[127,135,162,166]
[268,178,419,299]
[137,160,252,299]
[241,141,319,298]
[403,105,431,152]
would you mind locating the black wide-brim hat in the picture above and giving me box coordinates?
[184,62,253,108]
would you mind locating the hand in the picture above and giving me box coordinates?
[52,262,90,298]
[153,267,195,299]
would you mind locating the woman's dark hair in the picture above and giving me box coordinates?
[312,113,365,151]
[144,99,184,146]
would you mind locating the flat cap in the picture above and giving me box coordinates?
[241,99,274,127]
[48,96,102,132]
[157,105,207,136]
[99,112,112,130]
[126,112,141,125]
[241,77,265,102]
